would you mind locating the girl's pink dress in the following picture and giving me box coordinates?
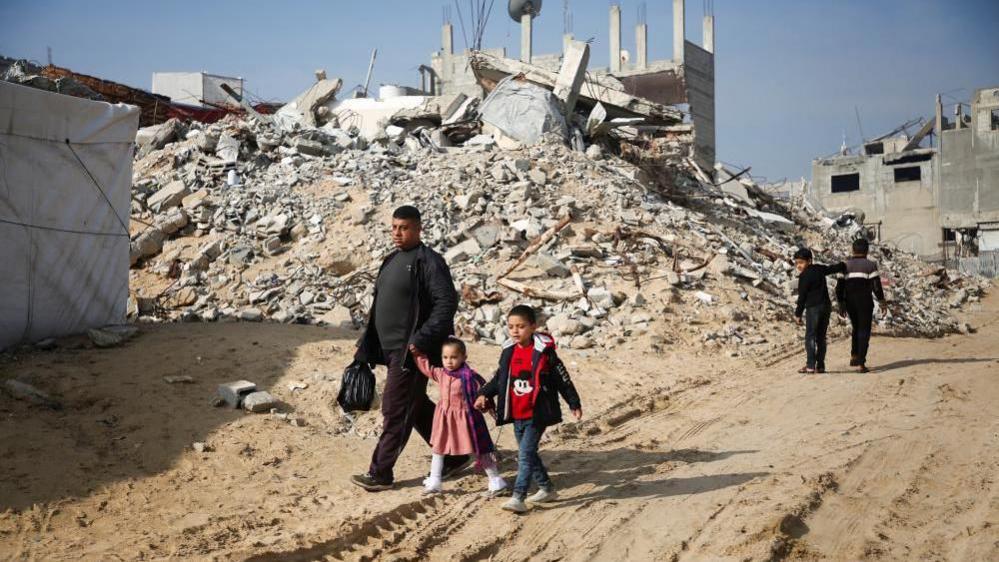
[413,355,476,456]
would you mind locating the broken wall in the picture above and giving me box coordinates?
[0,81,139,349]
[811,152,939,257]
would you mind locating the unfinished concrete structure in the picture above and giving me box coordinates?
[152,72,243,109]
[429,0,716,170]
[809,87,999,263]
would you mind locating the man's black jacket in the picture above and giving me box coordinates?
[795,262,846,318]
[355,243,458,367]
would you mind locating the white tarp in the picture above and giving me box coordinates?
[0,81,139,349]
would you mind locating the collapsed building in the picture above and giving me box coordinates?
[0,4,988,353]
[430,0,715,172]
[809,87,999,275]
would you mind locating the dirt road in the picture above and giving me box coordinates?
[2,298,997,561]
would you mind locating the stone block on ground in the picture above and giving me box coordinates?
[243,390,279,413]
[217,380,257,408]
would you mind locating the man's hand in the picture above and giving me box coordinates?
[571,408,582,421]
[795,316,803,326]
[408,344,424,356]
[474,396,487,411]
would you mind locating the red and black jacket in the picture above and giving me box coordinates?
[479,333,582,427]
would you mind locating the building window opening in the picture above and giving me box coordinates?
[893,166,921,182]
[991,108,999,131]
[831,172,861,193]
[864,142,884,155]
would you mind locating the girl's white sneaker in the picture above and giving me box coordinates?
[484,478,510,498]
[527,488,557,503]
[422,477,442,495]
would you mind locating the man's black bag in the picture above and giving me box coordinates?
[337,361,376,411]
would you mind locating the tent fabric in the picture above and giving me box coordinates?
[0,80,139,349]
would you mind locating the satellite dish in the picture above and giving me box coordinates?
[509,0,542,22]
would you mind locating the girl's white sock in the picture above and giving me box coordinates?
[425,453,444,489]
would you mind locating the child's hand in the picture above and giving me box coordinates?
[571,408,582,420]
[474,396,487,411]
[408,344,424,356]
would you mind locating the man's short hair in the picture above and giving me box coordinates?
[508,304,537,324]
[392,205,421,224]
[793,247,813,261]
[852,238,870,256]
[442,336,466,356]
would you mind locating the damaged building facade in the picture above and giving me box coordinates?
[429,0,715,172]
[809,87,999,271]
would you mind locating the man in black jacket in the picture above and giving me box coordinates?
[793,247,845,373]
[350,206,468,491]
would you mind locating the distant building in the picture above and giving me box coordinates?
[809,87,999,263]
[427,0,716,172]
[152,72,243,108]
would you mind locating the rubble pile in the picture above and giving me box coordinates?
[117,44,985,354]
[125,111,986,354]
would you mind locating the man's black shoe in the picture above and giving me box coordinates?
[441,456,473,480]
[351,473,392,492]
[849,356,860,367]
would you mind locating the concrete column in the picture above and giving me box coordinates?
[610,5,622,73]
[635,24,648,69]
[555,40,591,117]
[935,94,943,137]
[442,23,453,56]
[521,13,533,63]
[673,0,685,64]
[563,33,574,54]
[703,14,714,53]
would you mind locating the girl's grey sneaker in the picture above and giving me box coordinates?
[501,497,528,513]
[527,488,557,503]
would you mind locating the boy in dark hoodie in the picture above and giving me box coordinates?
[793,247,845,373]
[475,305,582,513]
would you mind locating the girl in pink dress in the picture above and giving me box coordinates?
[411,337,507,495]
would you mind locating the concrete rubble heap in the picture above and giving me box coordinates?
[124,66,987,355]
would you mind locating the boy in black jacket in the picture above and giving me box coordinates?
[793,247,845,373]
[835,238,887,373]
[475,305,582,513]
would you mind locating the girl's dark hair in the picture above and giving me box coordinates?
[441,336,466,355]
[508,304,537,324]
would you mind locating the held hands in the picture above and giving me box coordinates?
[408,344,425,357]
[473,396,488,411]
[795,316,803,325]
[571,408,583,421]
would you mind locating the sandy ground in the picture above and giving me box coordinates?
[1,296,997,561]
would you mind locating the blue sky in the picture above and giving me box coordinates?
[3,0,997,181]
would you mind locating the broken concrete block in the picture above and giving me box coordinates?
[319,306,354,330]
[554,40,590,117]
[218,380,257,408]
[2,379,61,409]
[147,180,189,212]
[130,228,166,266]
[87,325,138,348]
[182,188,211,210]
[216,133,240,162]
[293,138,327,157]
[240,308,264,322]
[695,291,715,305]
[156,207,189,235]
[445,238,482,263]
[585,144,604,160]
[471,221,503,248]
[530,253,571,278]
[528,169,548,185]
[587,287,615,309]
[243,390,279,413]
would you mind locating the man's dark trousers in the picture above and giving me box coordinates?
[846,301,874,365]
[804,302,831,370]
[368,349,433,483]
